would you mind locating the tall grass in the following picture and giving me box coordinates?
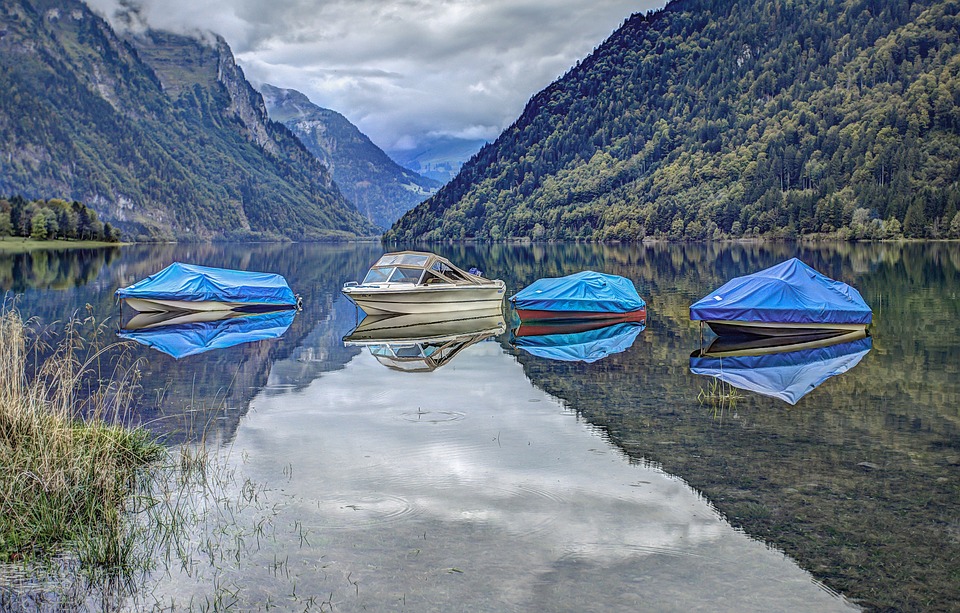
[0,308,163,568]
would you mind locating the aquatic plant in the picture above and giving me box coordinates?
[0,307,163,568]
[697,376,744,414]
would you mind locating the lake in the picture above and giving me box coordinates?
[1,241,957,611]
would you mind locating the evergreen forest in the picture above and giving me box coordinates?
[387,0,960,242]
[0,195,120,242]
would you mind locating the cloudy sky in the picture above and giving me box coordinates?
[86,0,666,155]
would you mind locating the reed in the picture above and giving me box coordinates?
[0,308,163,568]
[698,377,744,412]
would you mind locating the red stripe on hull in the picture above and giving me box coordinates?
[514,309,646,337]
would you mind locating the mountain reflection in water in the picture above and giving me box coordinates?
[143,341,853,612]
[1,241,958,611]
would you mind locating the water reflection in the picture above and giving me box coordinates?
[690,331,872,405]
[2,241,959,610]
[511,317,646,363]
[0,247,119,292]
[344,309,505,372]
[143,341,852,611]
[118,309,297,359]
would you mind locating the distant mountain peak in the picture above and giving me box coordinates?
[261,84,440,230]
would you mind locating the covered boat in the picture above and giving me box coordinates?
[116,262,298,313]
[341,251,505,315]
[509,271,646,321]
[689,258,871,336]
[118,309,295,359]
[690,330,872,405]
[512,318,645,363]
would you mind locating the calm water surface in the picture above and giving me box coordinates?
[2,242,958,611]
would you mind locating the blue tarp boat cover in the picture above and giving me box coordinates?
[689,334,872,404]
[510,271,645,314]
[514,321,645,363]
[118,310,295,359]
[115,262,297,306]
[689,258,871,325]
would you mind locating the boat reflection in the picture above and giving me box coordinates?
[118,308,296,359]
[511,314,646,363]
[690,330,872,405]
[343,309,506,373]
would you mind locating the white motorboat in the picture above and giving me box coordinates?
[341,251,506,315]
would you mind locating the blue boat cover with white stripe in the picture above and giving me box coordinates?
[510,271,645,313]
[689,334,872,404]
[689,258,871,325]
[115,262,296,306]
[514,322,645,363]
[119,310,296,359]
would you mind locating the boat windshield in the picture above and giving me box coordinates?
[362,266,423,285]
[430,260,472,282]
[376,253,430,268]
[388,267,423,283]
[362,267,392,284]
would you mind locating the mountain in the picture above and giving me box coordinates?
[387,137,489,184]
[260,84,440,230]
[0,0,376,241]
[387,0,960,242]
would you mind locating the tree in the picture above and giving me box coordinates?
[903,200,927,238]
[30,210,48,239]
[949,211,960,239]
[0,211,12,237]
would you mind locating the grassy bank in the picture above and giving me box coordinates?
[0,309,162,567]
[0,237,123,253]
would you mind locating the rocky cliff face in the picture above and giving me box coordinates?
[214,37,277,156]
[261,84,440,229]
[0,0,375,240]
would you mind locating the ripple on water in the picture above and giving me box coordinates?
[397,409,467,423]
[311,493,422,530]
[557,542,708,564]
[261,383,298,393]
[498,482,568,537]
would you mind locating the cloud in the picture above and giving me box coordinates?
[85,0,665,152]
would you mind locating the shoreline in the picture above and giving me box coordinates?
[0,237,125,253]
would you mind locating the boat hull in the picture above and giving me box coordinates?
[514,308,646,324]
[704,319,867,337]
[694,329,868,358]
[344,308,505,343]
[122,297,296,313]
[342,282,506,315]
[123,297,252,313]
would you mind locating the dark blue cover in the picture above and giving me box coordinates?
[510,271,645,313]
[689,258,871,325]
[689,335,872,404]
[118,310,295,359]
[115,262,296,306]
[514,322,644,363]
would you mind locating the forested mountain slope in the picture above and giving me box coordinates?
[0,0,376,240]
[387,0,960,241]
[261,84,440,230]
